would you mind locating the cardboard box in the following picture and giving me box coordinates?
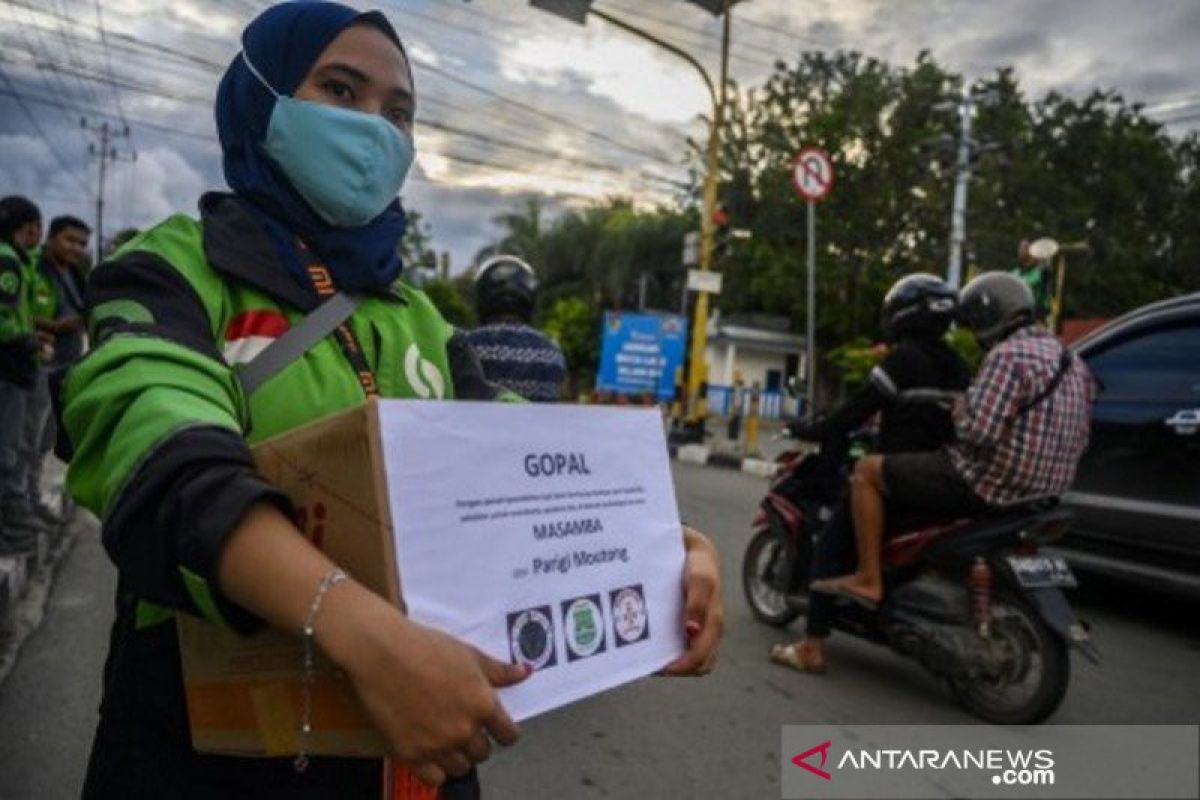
[178,400,399,758]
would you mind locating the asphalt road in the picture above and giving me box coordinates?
[1,462,1198,799]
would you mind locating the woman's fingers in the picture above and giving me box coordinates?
[439,750,473,779]
[661,526,725,677]
[465,730,492,764]
[411,761,446,787]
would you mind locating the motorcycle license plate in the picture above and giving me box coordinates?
[1006,554,1077,588]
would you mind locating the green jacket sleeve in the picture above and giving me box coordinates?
[0,253,37,387]
[0,253,30,341]
[65,250,290,632]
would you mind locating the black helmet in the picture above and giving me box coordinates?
[957,271,1036,347]
[475,255,538,324]
[0,195,41,242]
[880,273,957,340]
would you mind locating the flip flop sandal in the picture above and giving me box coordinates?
[769,643,827,675]
[809,580,880,610]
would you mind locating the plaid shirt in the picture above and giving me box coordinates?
[949,326,1095,505]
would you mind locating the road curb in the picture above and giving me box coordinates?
[668,445,776,477]
[0,518,83,688]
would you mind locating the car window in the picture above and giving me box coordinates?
[1086,320,1200,401]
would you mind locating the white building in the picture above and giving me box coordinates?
[704,312,805,419]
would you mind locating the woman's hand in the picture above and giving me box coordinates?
[318,582,529,786]
[661,525,724,677]
[217,504,529,788]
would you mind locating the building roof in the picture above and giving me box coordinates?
[707,312,805,354]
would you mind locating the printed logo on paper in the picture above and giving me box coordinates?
[561,594,606,661]
[507,605,557,669]
[610,584,650,647]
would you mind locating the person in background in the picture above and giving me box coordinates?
[1012,239,1053,322]
[812,272,1094,607]
[464,254,567,402]
[770,273,968,674]
[0,195,46,553]
[29,216,91,518]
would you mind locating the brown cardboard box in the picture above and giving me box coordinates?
[177,400,399,757]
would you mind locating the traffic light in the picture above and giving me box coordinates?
[683,0,747,15]
[529,0,593,24]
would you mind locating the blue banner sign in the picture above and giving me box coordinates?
[596,312,688,400]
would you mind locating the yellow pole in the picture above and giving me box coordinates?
[1051,252,1067,334]
[685,0,731,425]
[744,383,761,458]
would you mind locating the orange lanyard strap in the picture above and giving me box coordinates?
[299,249,379,397]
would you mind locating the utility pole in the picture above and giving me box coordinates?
[946,85,974,290]
[81,118,136,264]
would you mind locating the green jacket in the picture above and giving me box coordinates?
[64,192,489,631]
[30,253,57,322]
[0,241,35,339]
[0,241,39,386]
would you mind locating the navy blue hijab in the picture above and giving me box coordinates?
[216,2,410,294]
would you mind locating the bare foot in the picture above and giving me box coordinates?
[810,574,883,607]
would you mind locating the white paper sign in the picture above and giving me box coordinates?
[378,401,687,721]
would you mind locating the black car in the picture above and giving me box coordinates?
[1056,292,1200,597]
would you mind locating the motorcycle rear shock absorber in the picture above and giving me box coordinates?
[968,557,993,637]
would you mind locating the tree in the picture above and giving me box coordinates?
[542,295,601,395]
[399,209,438,272]
[422,278,475,328]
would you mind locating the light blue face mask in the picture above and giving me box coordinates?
[243,51,415,228]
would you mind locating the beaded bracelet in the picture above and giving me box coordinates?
[294,567,348,773]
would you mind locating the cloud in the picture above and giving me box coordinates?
[501,31,712,126]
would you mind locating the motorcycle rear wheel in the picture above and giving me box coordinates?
[949,591,1070,725]
[742,528,803,627]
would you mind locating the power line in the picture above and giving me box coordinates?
[413,58,678,165]
[2,2,79,135]
[594,1,779,71]
[432,149,668,198]
[9,2,685,171]
[95,0,129,129]
[30,58,211,105]
[49,0,102,109]
[0,86,216,142]
[0,63,87,191]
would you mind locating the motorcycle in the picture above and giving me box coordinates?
[742,419,1100,725]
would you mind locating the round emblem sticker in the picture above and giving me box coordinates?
[563,596,605,660]
[508,607,556,669]
[611,586,649,646]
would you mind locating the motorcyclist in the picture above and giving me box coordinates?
[463,254,567,402]
[770,273,970,674]
[812,272,1094,608]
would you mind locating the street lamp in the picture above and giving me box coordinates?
[528,0,744,430]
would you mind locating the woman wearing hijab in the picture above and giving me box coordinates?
[63,3,724,798]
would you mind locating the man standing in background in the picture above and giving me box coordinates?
[0,196,46,553]
[1012,239,1053,322]
[30,216,91,519]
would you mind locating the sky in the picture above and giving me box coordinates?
[1,0,1197,271]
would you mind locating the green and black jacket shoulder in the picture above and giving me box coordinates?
[0,240,39,387]
[64,192,492,632]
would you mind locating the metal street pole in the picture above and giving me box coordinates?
[805,200,816,418]
[947,86,973,290]
[683,0,730,424]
